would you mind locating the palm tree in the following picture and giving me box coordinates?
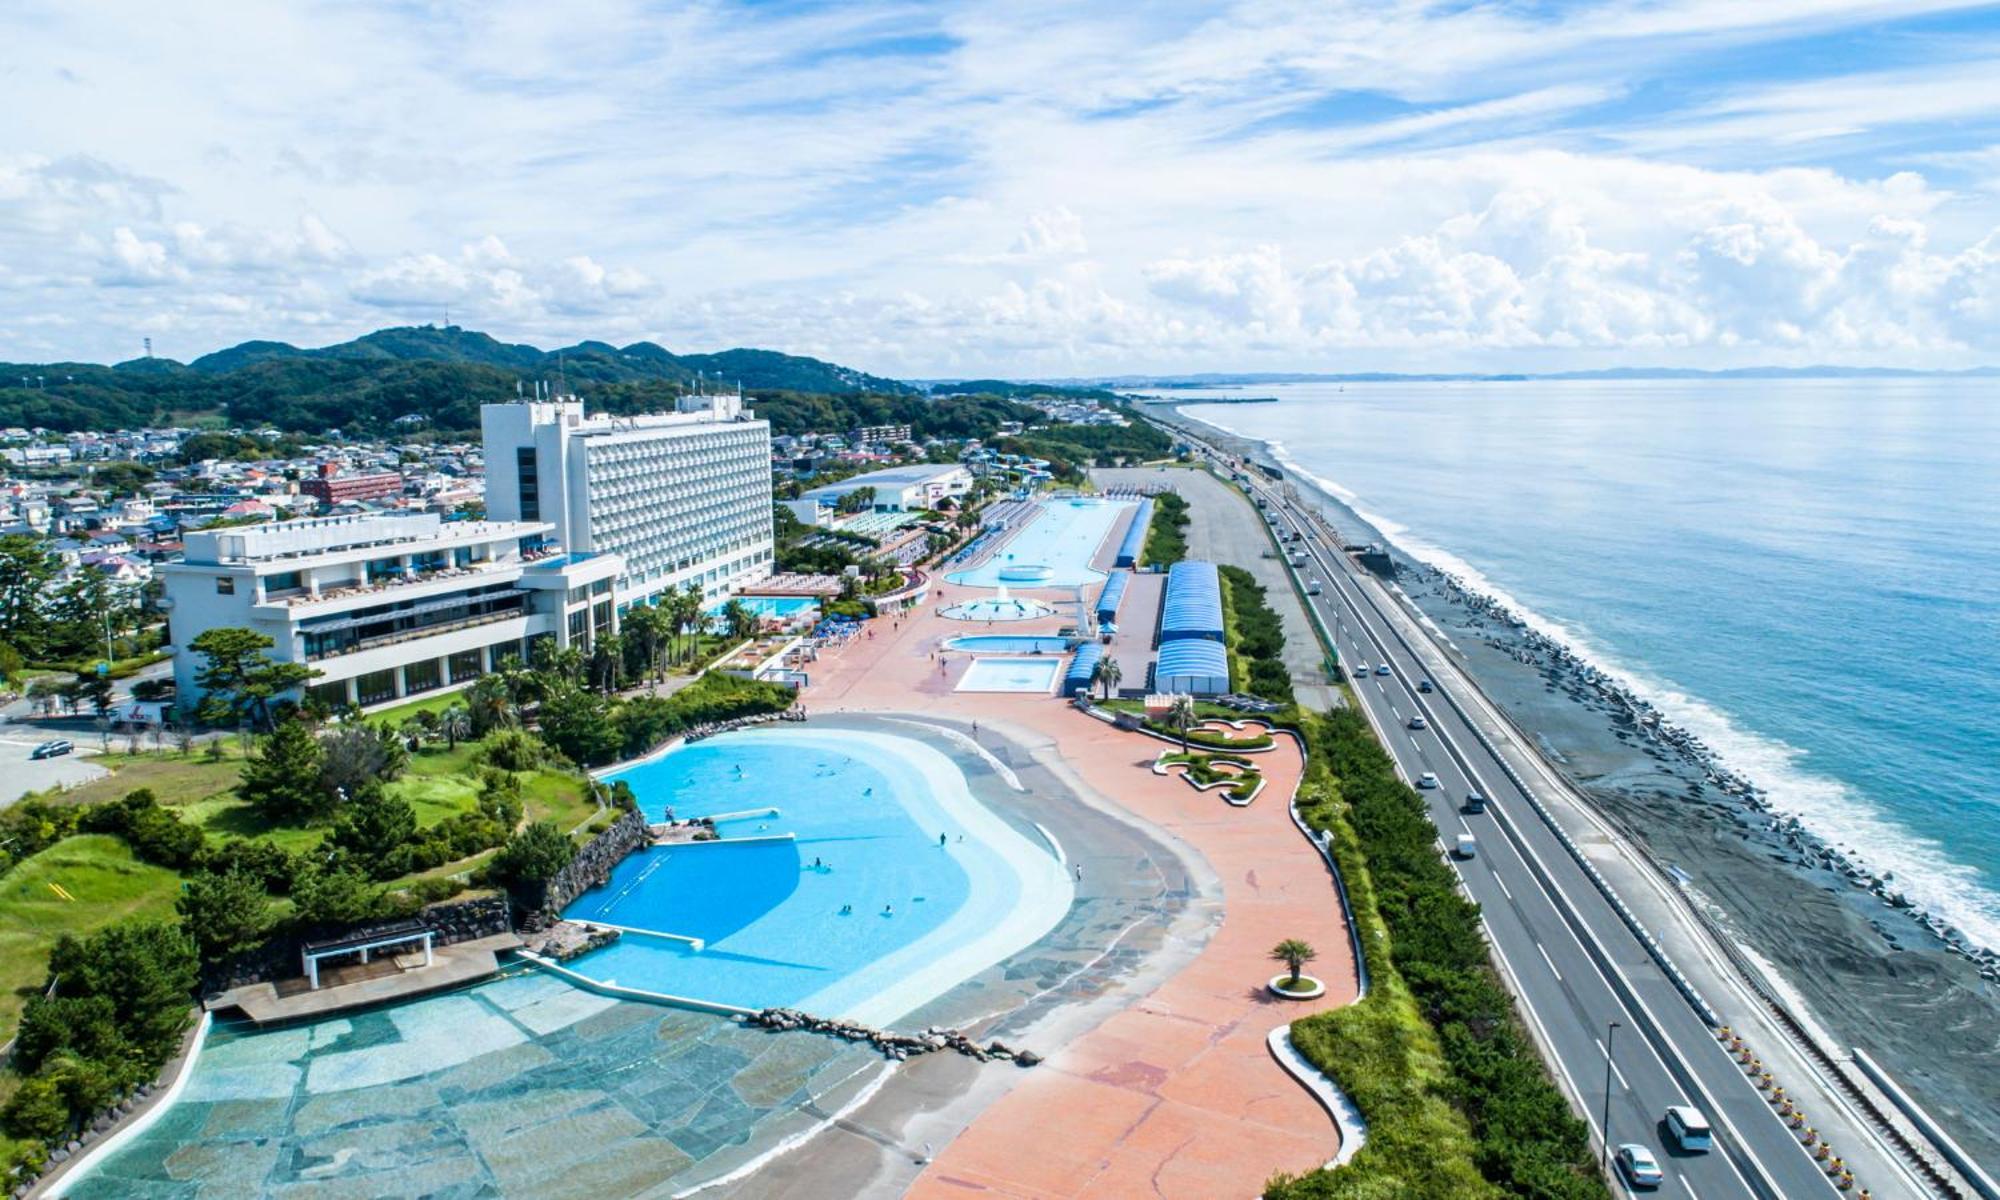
[440,703,471,750]
[623,603,667,683]
[722,599,758,643]
[1094,656,1123,701]
[1167,693,1197,753]
[465,675,515,735]
[1270,939,1317,987]
[672,582,704,666]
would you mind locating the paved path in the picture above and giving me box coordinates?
[805,571,1359,1198]
[1094,467,1339,711]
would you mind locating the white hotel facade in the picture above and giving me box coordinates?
[481,393,774,609]
[165,392,775,713]
[162,513,621,711]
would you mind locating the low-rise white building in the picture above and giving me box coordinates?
[797,463,973,515]
[162,512,621,712]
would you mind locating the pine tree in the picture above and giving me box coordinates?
[237,719,326,825]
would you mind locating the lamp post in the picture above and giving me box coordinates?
[1601,1020,1622,1176]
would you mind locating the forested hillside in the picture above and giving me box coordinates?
[0,325,919,436]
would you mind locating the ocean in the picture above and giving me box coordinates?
[1169,379,2000,955]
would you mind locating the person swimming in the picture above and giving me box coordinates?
[883,903,894,916]
[840,904,852,915]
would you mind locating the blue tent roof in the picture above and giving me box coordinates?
[1064,642,1105,694]
[1113,499,1153,568]
[1095,570,1129,622]
[1155,639,1229,692]
[1160,560,1223,641]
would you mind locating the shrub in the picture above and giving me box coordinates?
[78,788,206,870]
[176,866,275,966]
[489,821,575,889]
[319,722,408,799]
[480,728,549,772]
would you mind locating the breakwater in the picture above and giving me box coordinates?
[1425,564,2000,985]
[745,1007,1041,1066]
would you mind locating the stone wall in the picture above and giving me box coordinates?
[523,807,652,923]
[204,894,513,992]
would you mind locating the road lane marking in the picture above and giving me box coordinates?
[1596,1037,1631,1090]
[1496,875,1514,901]
[1536,940,1564,981]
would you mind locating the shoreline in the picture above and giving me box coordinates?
[1156,400,2000,1167]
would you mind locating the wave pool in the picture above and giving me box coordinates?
[564,727,1071,1026]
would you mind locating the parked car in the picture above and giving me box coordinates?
[1615,1144,1664,1189]
[1417,771,1439,789]
[30,740,74,760]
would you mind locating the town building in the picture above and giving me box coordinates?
[162,512,620,712]
[480,393,773,608]
[796,463,972,517]
[302,464,405,507]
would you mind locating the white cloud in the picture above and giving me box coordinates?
[6,1,2000,371]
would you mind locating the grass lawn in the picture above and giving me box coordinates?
[0,835,182,1044]
[367,690,472,725]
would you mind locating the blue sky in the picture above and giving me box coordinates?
[4,0,2000,375]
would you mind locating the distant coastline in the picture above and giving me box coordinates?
[1072,363,2000,389]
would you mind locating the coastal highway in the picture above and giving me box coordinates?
[1276,491,1843,1198]
[1188,457,1864,1197]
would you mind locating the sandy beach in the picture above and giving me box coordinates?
[1157,402,2000,1169]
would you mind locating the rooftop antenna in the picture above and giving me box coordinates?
[143,337,153,359]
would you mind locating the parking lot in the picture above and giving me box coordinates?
[0,730,108,807]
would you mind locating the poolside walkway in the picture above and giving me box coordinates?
[805,582,1361,1198]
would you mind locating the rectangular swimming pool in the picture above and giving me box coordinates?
[946,498,1133,589]
[955,656,1065,693]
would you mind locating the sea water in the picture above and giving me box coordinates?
[1175,378,2000,953]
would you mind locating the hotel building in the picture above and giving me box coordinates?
[481,393,774,609]
[162,512,621,712]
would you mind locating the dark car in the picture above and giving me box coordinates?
[30,739,75,760]
[1418,679,1434,693]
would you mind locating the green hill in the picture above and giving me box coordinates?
[1,325,917,436]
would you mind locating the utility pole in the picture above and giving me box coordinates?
[1601,1020,1621,1176]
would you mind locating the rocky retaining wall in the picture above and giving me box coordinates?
[203,894,513,993]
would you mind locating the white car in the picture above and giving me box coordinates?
[1615,1144,1664,1189]
[1374,664,1391,677]
[1417,772,1439,789]
[1407,715,1428,730]
[1352,662,1369,677]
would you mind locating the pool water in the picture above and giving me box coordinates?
[956,657,1065,693]
[712,594,820,618]
[946,635,1072,654]
[565,727,1071,1025]
[938,595,1055,622]
[946,498,1133,589]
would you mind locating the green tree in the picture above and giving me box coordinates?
[177,867,274,966]
[187,627,314,728]
[720,599,758,643]
[622,602,668,683]
[73,668,114,716]
[1167,693,1197,753]
[291,863,385,926]
[1,1075,69,1142]
[537,688,621,766]
[237,718,327,824]
[1093,655,1123,701]
[1270,938,1317,986]
[0,533,57,654]
[318,722,407,800]
[464,673,516,735]
[11,995,129,1076]
[89,460,156,497]
[490,820,575,889]
[44,920,198,1065]
[328,783,419,879]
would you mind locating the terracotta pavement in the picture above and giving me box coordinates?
[803,583,1360,1199]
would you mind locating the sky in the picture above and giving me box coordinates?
[5,0,2000,378]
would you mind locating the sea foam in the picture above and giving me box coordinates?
[1211,416,2000,957]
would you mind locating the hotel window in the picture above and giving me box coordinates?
[355,668,398,707]
[216,576,235,595]
[517,447,541,520]
[403,658,442,694]
[448,648,484,682]
[308,680,350,710]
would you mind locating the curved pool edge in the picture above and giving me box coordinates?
[47,1010,214,1198]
